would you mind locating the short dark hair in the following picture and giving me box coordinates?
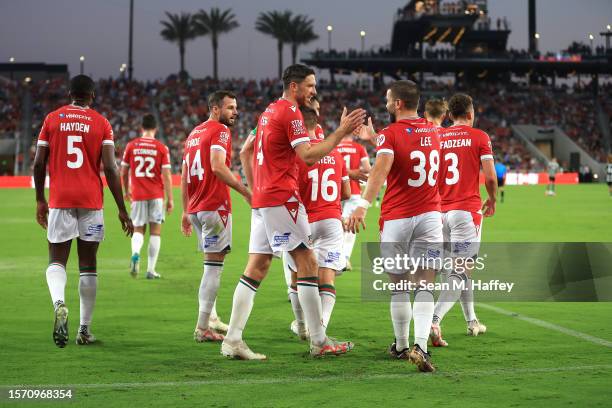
[141,114,157,130]
[69,75,95,100]
[282,64,315,89]
[208,90,237,109]
[425,98,448,119]
[300,106,318,131]
[448,93,473,118]
[388,80,420,110]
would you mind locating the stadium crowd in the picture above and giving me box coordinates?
[2,75,608,175]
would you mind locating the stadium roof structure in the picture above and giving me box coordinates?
[301,54,612,79]
[0,63,68,82]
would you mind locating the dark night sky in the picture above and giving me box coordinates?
[1,0,610,80]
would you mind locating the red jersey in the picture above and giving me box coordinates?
[37,104,114,209]
[296,140,348,223]
[183,120,232,214]
[315,124,325,140]
[121,137,171,201]
[376,118,441,221]
[337,139,369,195]
[438,125,493,213]
[252,99,310,208]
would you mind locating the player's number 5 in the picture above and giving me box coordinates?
[66,135,83,169]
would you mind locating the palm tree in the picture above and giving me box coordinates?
[287,15,319,65]
[194,8,239,80]
[160,12,199,80]
[255,10,292,78]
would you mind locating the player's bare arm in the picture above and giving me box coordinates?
[162,167,174,214]
[211,149,251,205]
[119,163,131,201]
[481,158,498,217]
[239,132,256,189]
[341,179,351,201]
[32,144,49,229]
[102,145,134,236]
[295,107,366,166]
[347,152,394,233]
[180,162,191,236]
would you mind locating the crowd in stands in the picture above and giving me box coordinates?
[0,79,21,136]
[1,75,609,177]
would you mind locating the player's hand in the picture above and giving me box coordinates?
[348,169,369,182]
[358,117,377,141]
[338,107,367,136]
[242,187,252,206]
[118,210,134,237]
[482,198,496,217]
[181,213,192,237]
[347,206,367,233]
[36,200,48,230]
[166,199,174,215]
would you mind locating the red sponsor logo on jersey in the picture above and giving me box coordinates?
[284,201,300,223]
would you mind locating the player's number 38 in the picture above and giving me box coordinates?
[407,150,460,187]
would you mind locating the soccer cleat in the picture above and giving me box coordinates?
[409,344,436,373]
[345,260,352,271]
[52,302,69,348]
[430,323,448,347]
[75,326,96,345]
[309,337,354,358]
[209,316,229,333]
[221,339,267,360]
[146,271,161,279]
[194,327,224,342]
[388,341,411,360]
[290,320,309,340]
[130,253,140,278]
[467,319,487,336]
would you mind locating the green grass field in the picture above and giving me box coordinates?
[1,184,611,407]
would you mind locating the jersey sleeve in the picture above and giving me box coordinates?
[285,108,310,149]
[161,144,171,169]
[102,119,114,147]
[121,143,132,167]
[37,115,50,147]
[479,131,494,161]
[210,127,231,155]
[375,128,394,156]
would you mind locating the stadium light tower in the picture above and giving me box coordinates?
[9,57,15,63]
[79,56,85,74]
[327,25,333,52]
[589,33,594,52]
[360,30,366,53]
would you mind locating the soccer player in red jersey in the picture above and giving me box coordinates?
[33,75,133,348]
[430,94,498,345]
[336,136,370,270]
[222,64,365,359]
[348,80,441,372]
[181,91,251,343]
[284,107,351,339]
[120,114,173,279]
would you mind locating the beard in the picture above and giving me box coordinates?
[220,115,236,128]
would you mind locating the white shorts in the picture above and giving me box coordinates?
[380,211,443,274]
[190,210,232,253]
[248,201,312,255]
[47,208,105,244]
[285,218,346,273]
[442,210,483,259]
[341,194,361,219]
[131,198,164,227]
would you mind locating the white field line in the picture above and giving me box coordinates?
[479,304,612,348]
[3,364,612,390]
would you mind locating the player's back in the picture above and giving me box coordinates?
[122,137,171,201]
[183,120,232,214]
[296,140,346,223]
[37,104,114,209]
[438,125,493,213]
[337,140,368,195]
[376,117,441,221]
[252,99,310,208]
